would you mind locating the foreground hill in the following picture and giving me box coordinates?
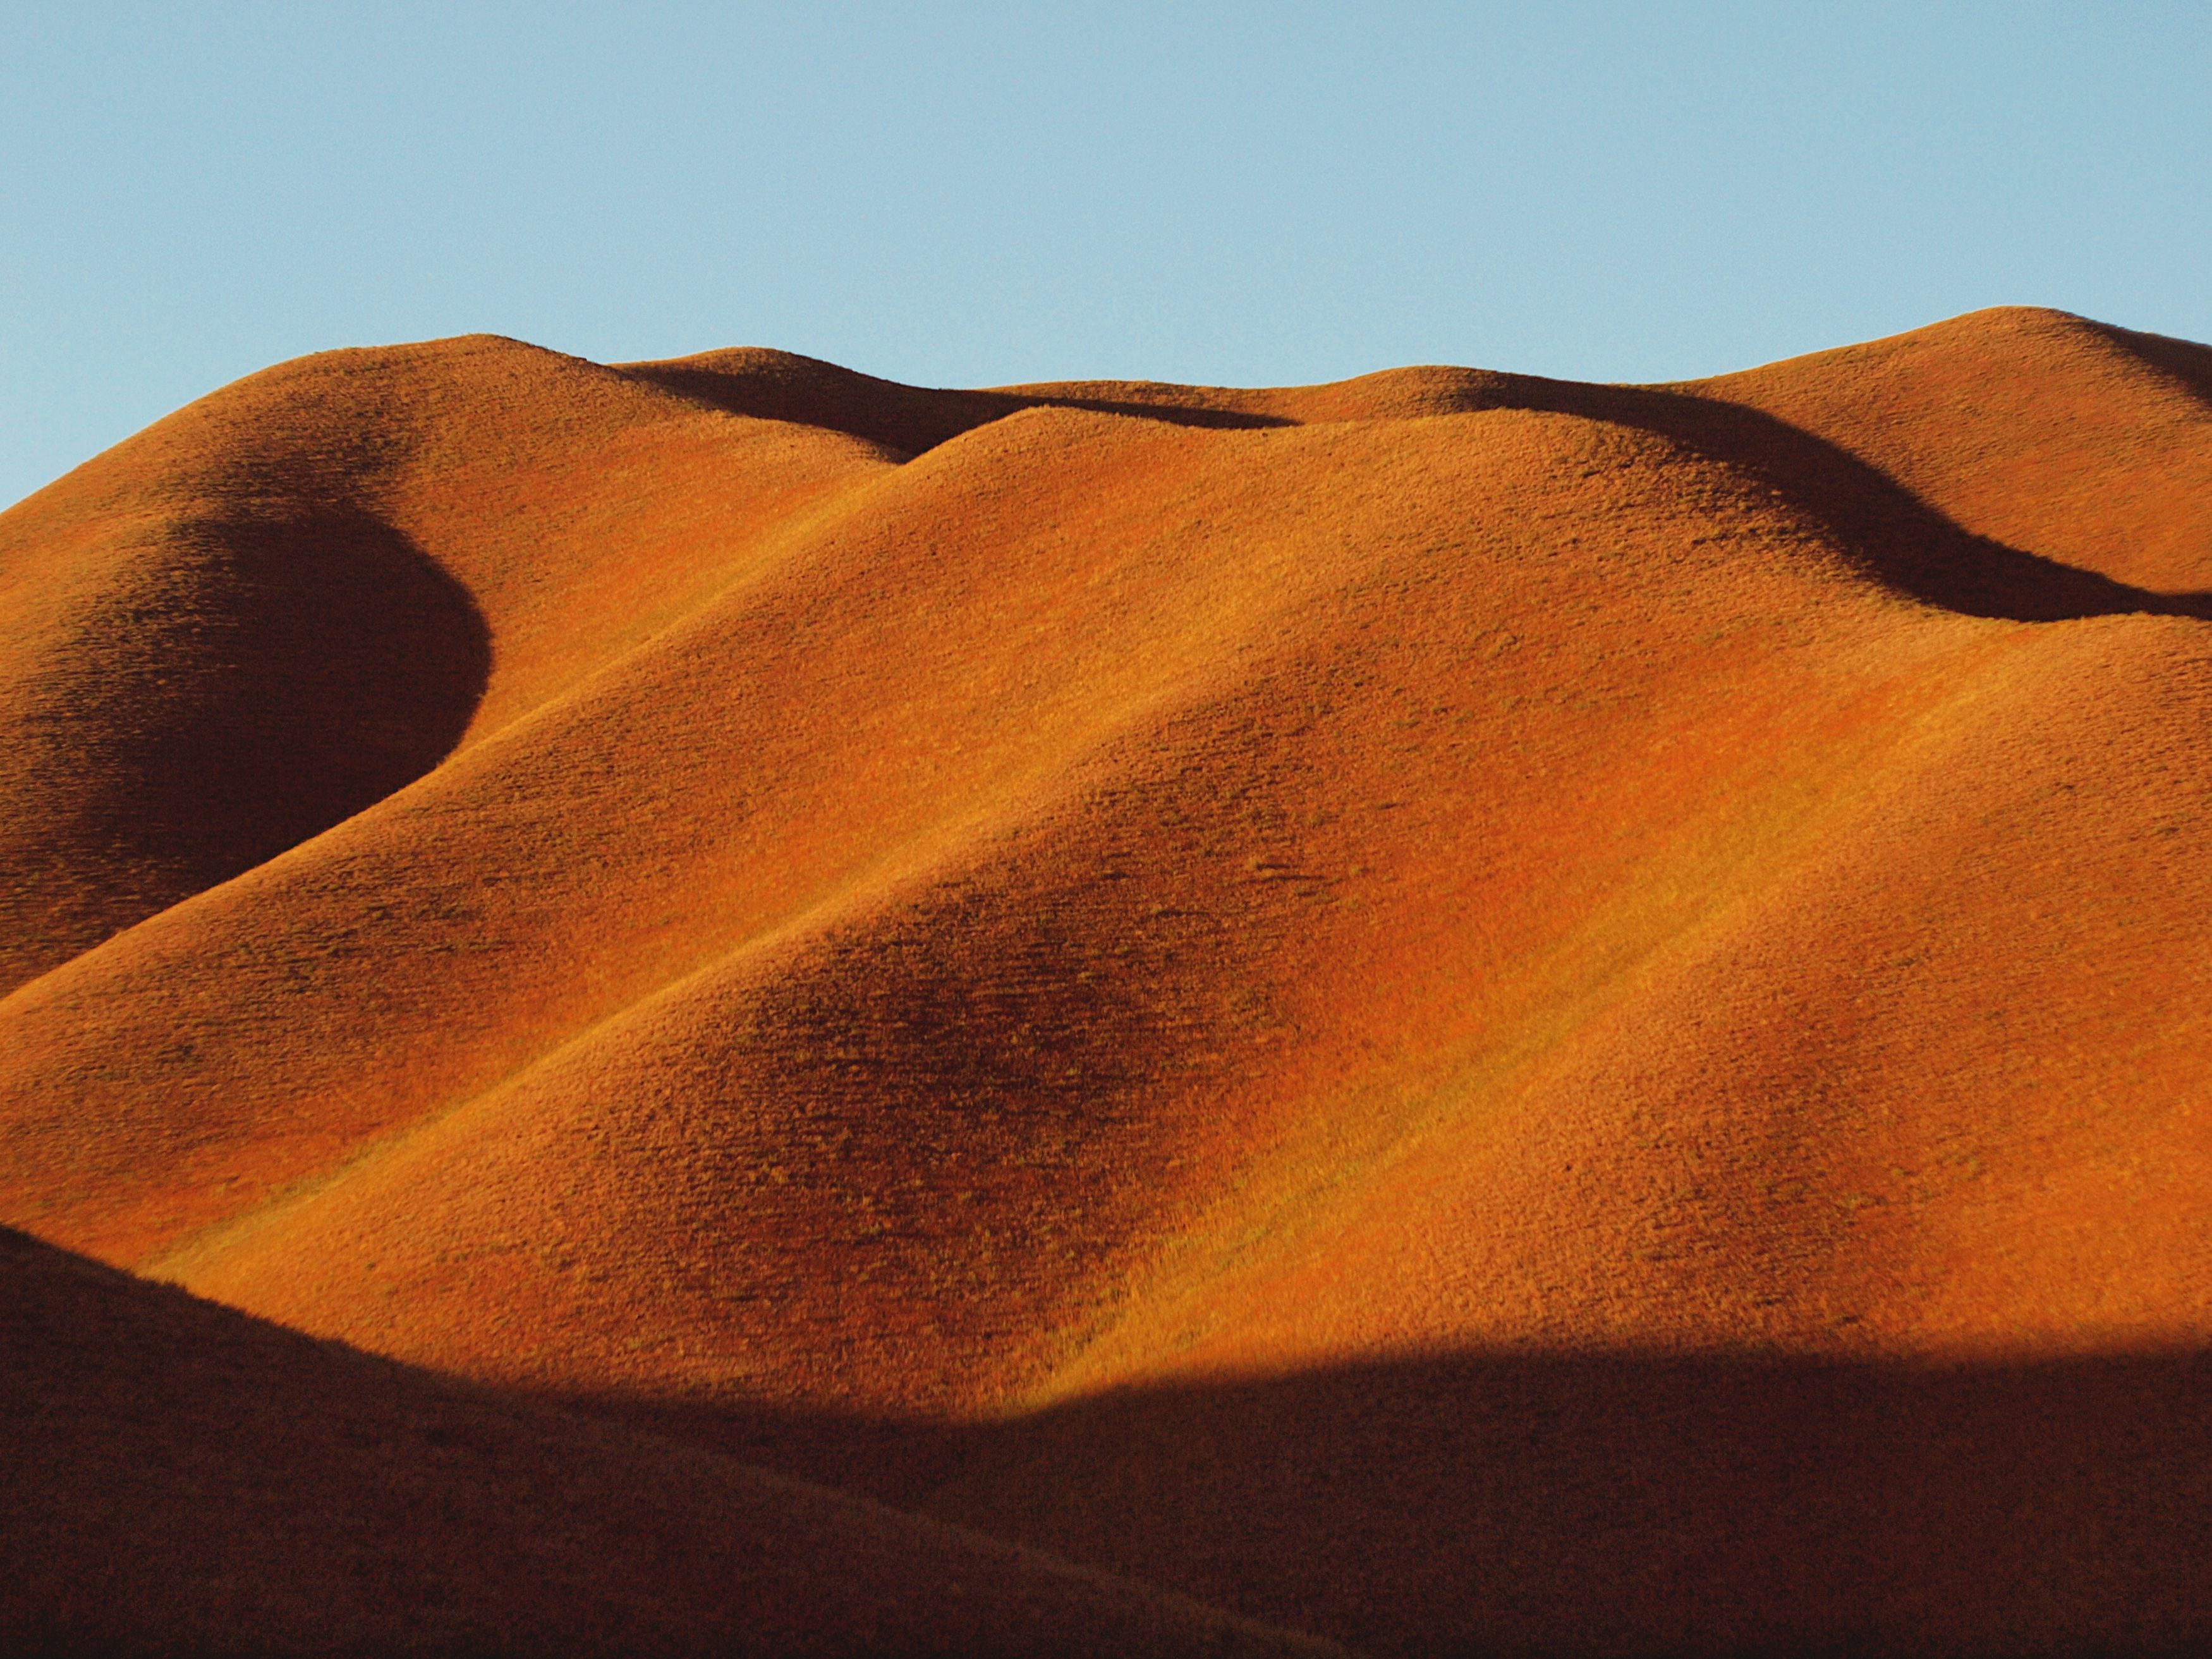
[1,1225,1333,1656]
[2,307,2209,1653]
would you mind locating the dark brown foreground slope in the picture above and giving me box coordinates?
[1,1225,1335,1658]
[3,307,2209,1655]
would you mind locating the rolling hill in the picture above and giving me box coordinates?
[3,306,2209,1654]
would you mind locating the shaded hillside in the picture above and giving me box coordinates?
[0,1225,1335,1658]
[526,1346,2212,1658]
[0,336,889,991]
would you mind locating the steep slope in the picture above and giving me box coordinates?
[2,307,2209,1655]
[1,1225,1336,1657]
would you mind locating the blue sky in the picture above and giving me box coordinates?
[4,3,2207,507]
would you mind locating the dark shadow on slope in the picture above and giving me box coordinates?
[0,510,489,990]
[2090,320,2212,411]
[629,349,2209,624]
[1437,372,2212,624]
[544,1347,2212,1658]
[0,1226,1334,1658]
[622,355,1292,458]
[109,511,492,873]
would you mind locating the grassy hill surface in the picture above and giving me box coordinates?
[4,307,2209,1654]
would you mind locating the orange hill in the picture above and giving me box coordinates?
[3,306,2210,1655]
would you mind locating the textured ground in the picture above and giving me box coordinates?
[3,305,2209,1654]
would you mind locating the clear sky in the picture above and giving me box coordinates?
[4,3,2208,508]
